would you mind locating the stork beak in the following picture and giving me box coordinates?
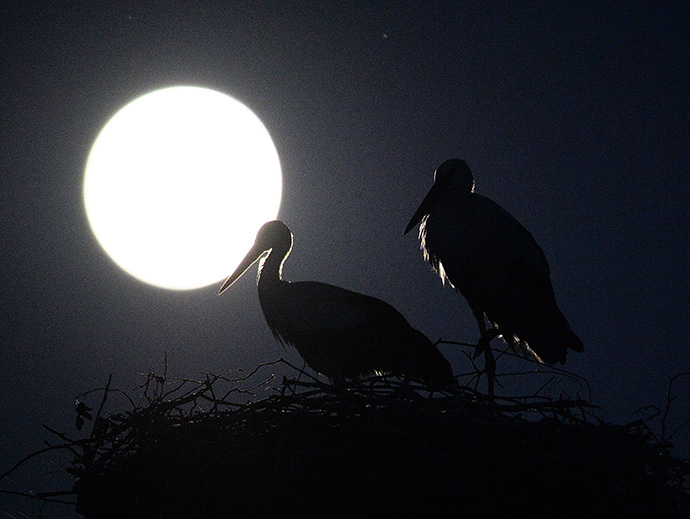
[404,182,442,235]
[218,243,266,295]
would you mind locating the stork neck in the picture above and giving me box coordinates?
[430,190,467,219]
[258,243,290,289]
[446,188,473,210]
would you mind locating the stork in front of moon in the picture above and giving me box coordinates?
[219,220,456,387]
[404,159,583,394]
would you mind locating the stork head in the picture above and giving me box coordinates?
[253,220,293,253]
[434,159,474,190]
[404,159,474,235]
[218,220,293,294]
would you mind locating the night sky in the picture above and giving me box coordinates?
[2,3,689,516]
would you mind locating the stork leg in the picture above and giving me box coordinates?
[478,328,501,399]
[470,310,499,399]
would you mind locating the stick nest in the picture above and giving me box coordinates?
[9,359,690,518]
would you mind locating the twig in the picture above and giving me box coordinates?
[90,374,112,441]
[0,489,76,506]
[0,444,73,482]
[662,372,690,441]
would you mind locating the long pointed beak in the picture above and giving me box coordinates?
[403,182,442,235]
[218,243,267,295]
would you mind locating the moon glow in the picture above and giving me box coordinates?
[84,86,282,290]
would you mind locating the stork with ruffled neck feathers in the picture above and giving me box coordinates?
[405,159,583,395]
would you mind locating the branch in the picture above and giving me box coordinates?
[662,372,690,441]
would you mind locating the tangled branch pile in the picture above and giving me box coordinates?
[7,360,690,518]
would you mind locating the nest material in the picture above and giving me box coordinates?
[53,360,688,519]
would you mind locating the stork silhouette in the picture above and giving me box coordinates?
[220,220,456,387]
[405,159,583,395]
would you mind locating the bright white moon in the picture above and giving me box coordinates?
[84,86,282,290]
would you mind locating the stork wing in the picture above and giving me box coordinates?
[276,281,409,337]
[476,195,551,278]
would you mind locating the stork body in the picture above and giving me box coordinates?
[405,159,583,366]
[220,221,455,386]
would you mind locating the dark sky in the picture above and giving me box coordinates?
[2,3,689,516]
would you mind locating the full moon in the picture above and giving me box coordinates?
[84,86,282,290]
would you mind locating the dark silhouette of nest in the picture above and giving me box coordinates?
[3,358,689,518]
